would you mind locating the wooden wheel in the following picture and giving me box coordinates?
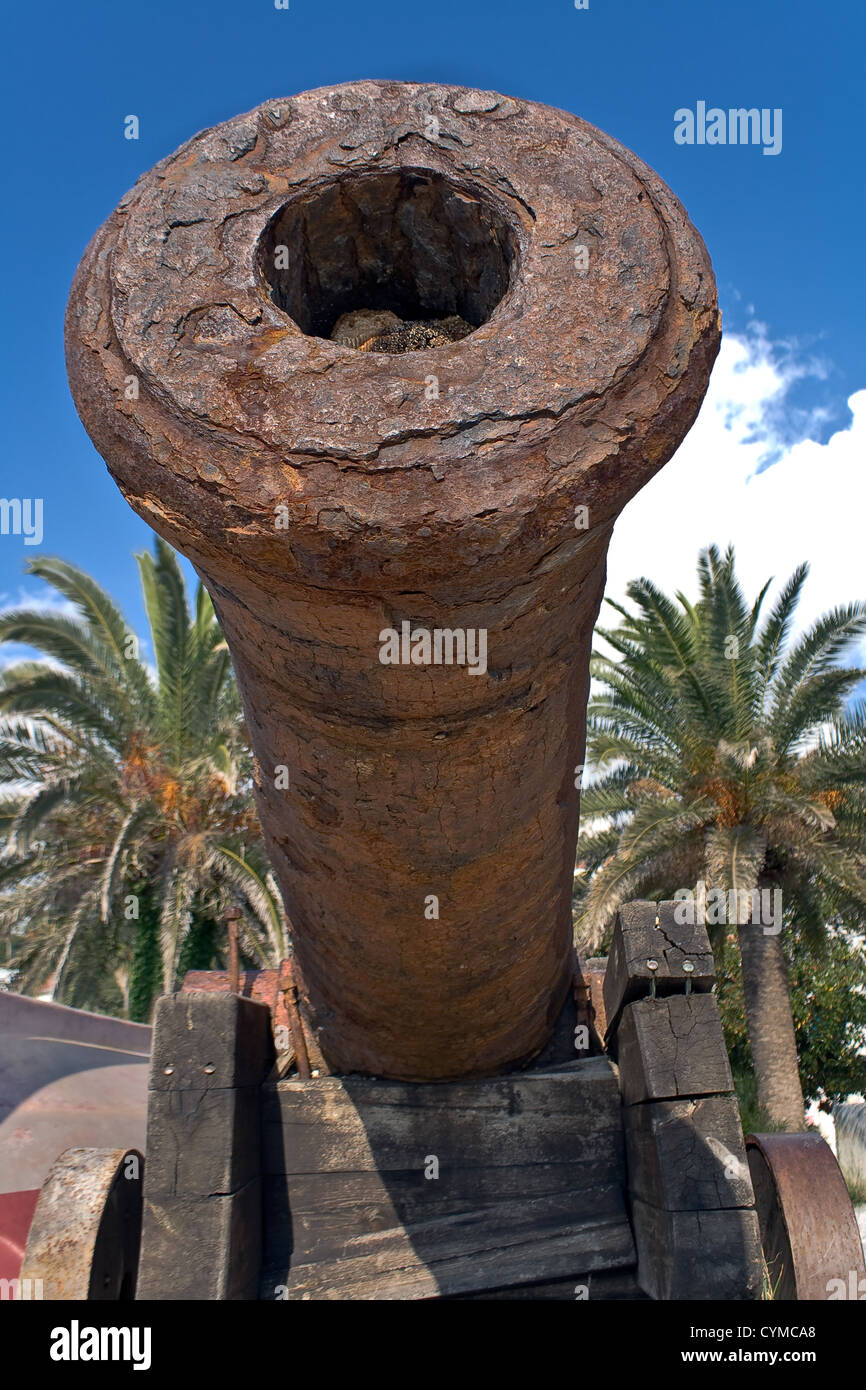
[19,1147,143,1300]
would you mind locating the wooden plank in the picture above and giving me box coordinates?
[263,1113,623,1176]
[259,1056,631,1299]
[450,1269,648,1301]
[139,991,271,1299]
[603,900,715,1043]
[290,1186,626,1267]
[616,996,733,1105]
[262,1167,627,1266]
[267,1160,622,1219]
[262,1057,623,1174]
[269,1055,617,1112]
[262,1186,635,1300]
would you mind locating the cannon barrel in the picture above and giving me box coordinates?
[65,81,719,1080]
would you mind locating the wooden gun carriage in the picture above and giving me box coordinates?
[21,902,865,1301]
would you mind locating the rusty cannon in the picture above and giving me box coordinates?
[62,79,720,1082]
[19,83,866,1301]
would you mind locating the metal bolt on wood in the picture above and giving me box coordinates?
[282,978,312,1081]
[66,81,719,1080]
[224,905,242,995]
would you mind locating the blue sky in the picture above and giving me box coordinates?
[2,0,864,645]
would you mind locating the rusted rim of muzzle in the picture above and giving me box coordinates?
[68,83,716,487]
[66,81,720,585]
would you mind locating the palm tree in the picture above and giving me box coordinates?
[0,540,288,1017]
[574,544,866,1131]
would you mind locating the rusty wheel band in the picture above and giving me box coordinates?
[746,1131,865,1301]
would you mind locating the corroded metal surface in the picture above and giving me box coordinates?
[577,957,609,1044]
[19,1147,143,1299]
[746,1131,866,1300]
[182,961,291,1039]
[66,81,719,1080]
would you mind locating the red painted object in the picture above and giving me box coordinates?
[0,1188,40,1283]
[182,963,292,1037]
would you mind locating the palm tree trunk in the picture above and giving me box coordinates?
[737,903,805,1131]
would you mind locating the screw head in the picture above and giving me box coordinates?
[683,960,695,974]
[646,958,659,971]
[163,1065,174,1076]
[204,1064,215,1074]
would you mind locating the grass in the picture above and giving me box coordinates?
[844,1175,866,1207]
[761,1255,784,1301]
[733,1069,785,1136]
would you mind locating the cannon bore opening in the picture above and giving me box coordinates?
[257,169,517,350]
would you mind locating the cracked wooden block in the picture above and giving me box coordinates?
[145,1087,261,1199]
[616,995,733,1105]
[631,1200,763,1301]
[138,992,272,1298]
[66,81,719,1080]
[625,1096,754,1211]
[603,900,716,1043]
[136,1181,262,1301]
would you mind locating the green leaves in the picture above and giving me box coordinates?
[20,555,156,715]
[0,538,286,1016]
[137,539,197,767]
[705,824,767,904]
[576,543,866,949]
[137,539,240,771]
[577,542,866,1114]
[754,563,808,698]
[769,604,866,753]
[717,926,866,1105]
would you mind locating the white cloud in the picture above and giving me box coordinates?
[0,586,80,671]
[605,324,866,661]
[0,583,151,672]
[0,585,78,618]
